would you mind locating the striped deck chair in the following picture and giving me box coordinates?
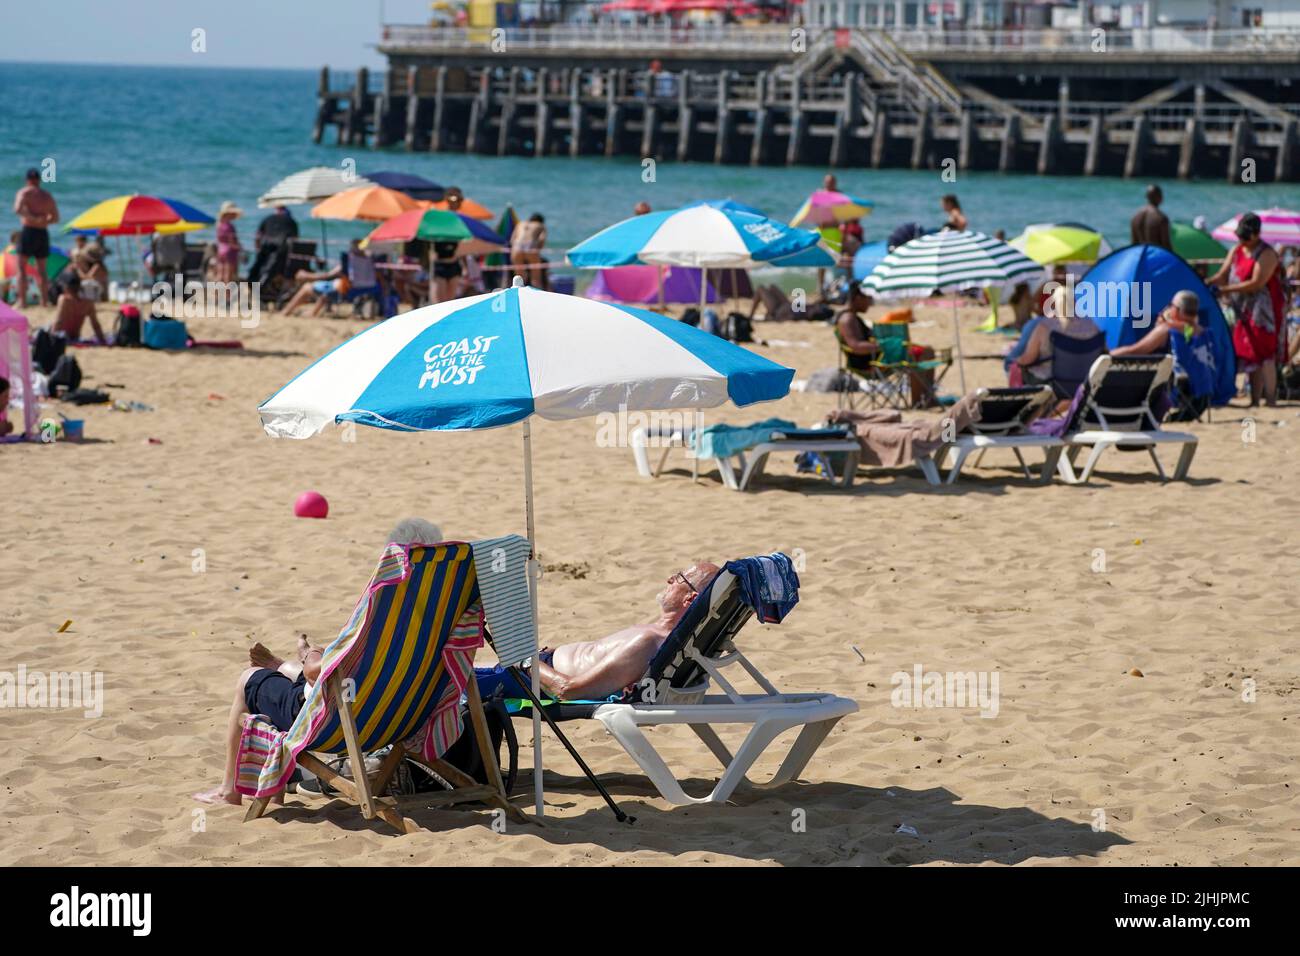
[237,541,530,834]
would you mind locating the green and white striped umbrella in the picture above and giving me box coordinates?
[860,230,1044,392]
[861,230,1043,297]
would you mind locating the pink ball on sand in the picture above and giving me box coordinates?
[294,491,329,519]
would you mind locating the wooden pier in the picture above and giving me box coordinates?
[314,26,1300,182]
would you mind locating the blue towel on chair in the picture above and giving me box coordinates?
[724,553,800,624]
[691,418,797,460]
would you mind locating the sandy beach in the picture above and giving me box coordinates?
[1,299,1296,867]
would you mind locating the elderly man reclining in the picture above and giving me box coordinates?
[478,561,720,702]
[194,517,444,807]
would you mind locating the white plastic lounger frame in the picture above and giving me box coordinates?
[921,387,1064,485]
[630,425,861,491]
[591,570,859,805]
[1056,355,1198,484]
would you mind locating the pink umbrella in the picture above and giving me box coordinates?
[1211,207,1300,248]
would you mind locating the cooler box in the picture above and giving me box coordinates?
[143,318,189,350]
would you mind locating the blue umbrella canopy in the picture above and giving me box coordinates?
[362,170,446,201]
[1075,244,1235,406]
[852,240,889,281]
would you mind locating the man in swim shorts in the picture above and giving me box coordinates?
[12,167,59,307]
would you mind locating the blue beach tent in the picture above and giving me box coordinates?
[1075,244,1236,406]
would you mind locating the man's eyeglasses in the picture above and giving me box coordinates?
[674,571,698,596]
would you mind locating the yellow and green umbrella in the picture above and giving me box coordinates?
[1009,224,1106,265]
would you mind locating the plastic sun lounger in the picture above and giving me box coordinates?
[630,423,861,491]
[1056,355,1198,484]
[239,542,530,834]
[498,565,859,806]
[920,385,1066,485]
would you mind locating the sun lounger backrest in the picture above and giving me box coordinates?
[633,571,751,702]
[1079,355,1172,431]
[1049,331,1107,402]
[969,386,1053,434]
[307,543,480,755]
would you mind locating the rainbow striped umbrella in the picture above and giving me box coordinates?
[64,195,214,236]
[365,208,506,257]
[790,190,874,229]
[1211,207,1300,248]
[1,244,69,281]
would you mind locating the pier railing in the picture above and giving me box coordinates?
[378,23,1300,56]
[892,26,1300,55]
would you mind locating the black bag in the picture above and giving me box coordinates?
[679,307,701,327]
[114,306,142,347]
[48,354,82,396]
[412,689,518,795]
[31,327,66,375]
[724,311,754,343]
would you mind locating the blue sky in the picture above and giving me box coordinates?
[0,0,434,70]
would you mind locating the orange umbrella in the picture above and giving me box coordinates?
[425,196,494,221]
[310,185,423,222]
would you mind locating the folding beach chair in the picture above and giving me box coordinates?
[1056,355,1198,484]
[920,385,1065,485]
[486,560,859,806]
[1047,330,1106,402]
[630,422,861,491]
[837,323,952,410]
[238,542,530,834]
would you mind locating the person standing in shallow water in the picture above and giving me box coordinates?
[940,194,967,232]
[1130,184,1172,250]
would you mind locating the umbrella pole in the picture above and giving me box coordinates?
[657,265,665,313]
[520,418,632,824]
[522,419,544,817]
[952,299,967,394]
[699,268,708,321]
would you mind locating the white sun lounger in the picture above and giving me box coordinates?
[504,565,859,806]
[919,386,1065,485]
[630,424,861,491]
[1056,355,1198,484]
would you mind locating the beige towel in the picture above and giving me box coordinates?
[828,393,983,468]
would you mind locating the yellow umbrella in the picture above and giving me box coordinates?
[1009,225,1103,265]
[310,185,424,222]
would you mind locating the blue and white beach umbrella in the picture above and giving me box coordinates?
[259,281,791,436]
[258,278,793,814]
[566,201,823,270]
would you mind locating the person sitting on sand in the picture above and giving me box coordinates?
[195,517,445,807]
[479,562,720,702]
[49,276,106,343]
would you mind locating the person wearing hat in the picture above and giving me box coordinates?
[74,241,109,301]
[214,200,244,283]
[1208,212,1285,407]
[12,167,60,306]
